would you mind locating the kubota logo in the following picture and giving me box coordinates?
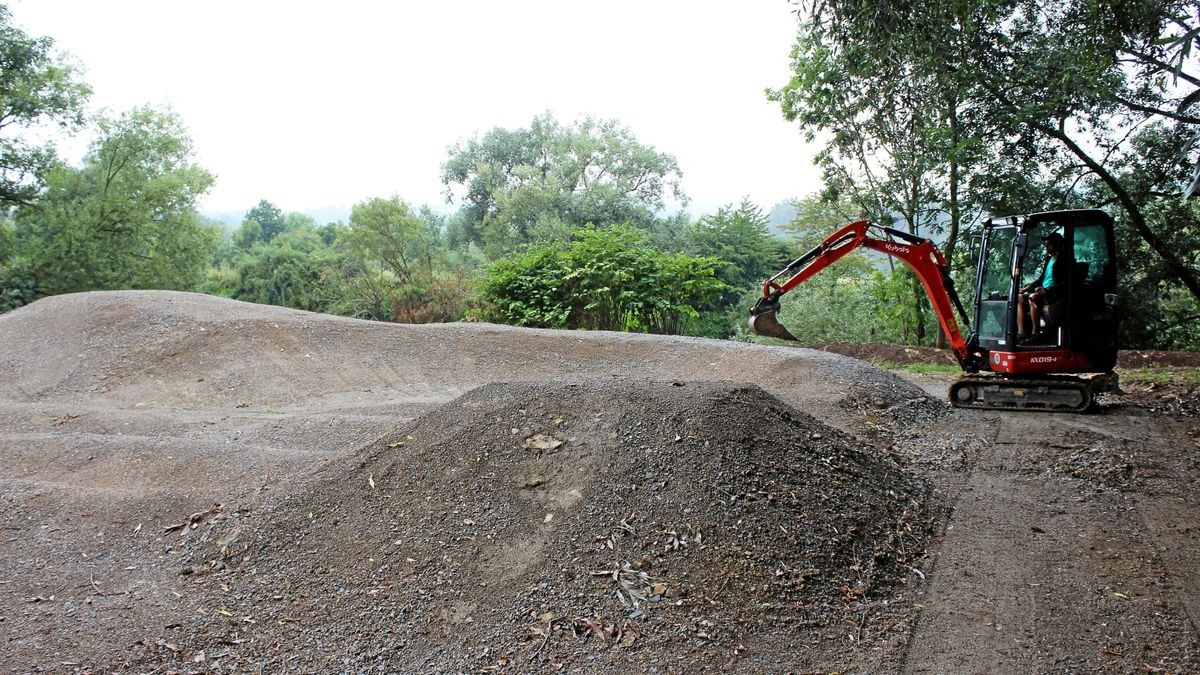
[884,243,910,253]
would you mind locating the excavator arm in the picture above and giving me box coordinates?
[749,219,983,372]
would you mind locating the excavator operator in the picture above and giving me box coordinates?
[1017,231,1066,344]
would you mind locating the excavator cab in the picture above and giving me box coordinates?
[974,209,1119,372]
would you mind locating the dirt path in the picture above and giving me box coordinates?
[893,373,1199,671]
[1,291,1197,672]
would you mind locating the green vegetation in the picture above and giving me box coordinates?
[479,225,726,334]
[0,2,1198,351]
[0,6,90,207]
[896,363,961,375]
[772,0,1200,350]
[12,107,218,296]
[1119,367,1200,387]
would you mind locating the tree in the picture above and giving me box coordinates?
[228,227,334,312]
[780,193,860,249]
[231,219,263,250]
[242,199,287,243]
[769,12,998,345]
[743,193,885,344]
[785,0,1200,306]
[689,199,788,291]
[345,196,431,284]
[687,198,790,336]
[1087,124,1200,347]
[442,112,686,256]
[479,225,726,335]
[319,196,473,324]
[0,6,91,207]
[12,106,217,295]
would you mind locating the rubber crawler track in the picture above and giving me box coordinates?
[948,373,1120,413]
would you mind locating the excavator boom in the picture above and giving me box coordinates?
[749,220,981,371]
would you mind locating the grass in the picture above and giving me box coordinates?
[875,361,960,374]
[1119,367,1200,387]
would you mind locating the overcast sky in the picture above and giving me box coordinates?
[9,0,821,220]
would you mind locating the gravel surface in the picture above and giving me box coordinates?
[1,290,1197,673]
[156,380,941,671]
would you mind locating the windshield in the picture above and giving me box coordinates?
[978,225,1016,342]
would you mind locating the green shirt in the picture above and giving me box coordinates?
[1042,257,1056,289]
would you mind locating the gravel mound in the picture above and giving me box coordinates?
[163,379,941,671]
[0,291,945,431]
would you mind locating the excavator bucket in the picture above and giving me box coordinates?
[748,298,798,341]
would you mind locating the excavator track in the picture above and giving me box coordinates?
[948,372,1120,412]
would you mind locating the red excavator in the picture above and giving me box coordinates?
[749,209,1120,411]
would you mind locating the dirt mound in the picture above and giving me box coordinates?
[0,291,942,427]
[158,380,940,672]
[5,292,1198,672]
[0,292,946,672]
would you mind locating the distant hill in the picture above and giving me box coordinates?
[203,204,353,228]
[767,200,798,238]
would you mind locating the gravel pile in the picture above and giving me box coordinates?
[157,379,941,671]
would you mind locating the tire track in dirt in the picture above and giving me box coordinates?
[900,409,1199,672]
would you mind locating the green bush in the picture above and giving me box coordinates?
[478,225,727,335]
[0,259,37,313]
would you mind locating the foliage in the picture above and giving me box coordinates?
[0,7,91,207]
[781,193,861,249]
[784,0,1200,312]
[345,196,431,284]
[326,195,476,323]
[896,362,960,375]
[442,112,686,256]
[243,200,287,243]
[11,106,218,296]
[769,11,988,346]
[321,259,474,324]
[1121,367,1200,387]
[681,199,791,338]
[768,11,985,253]
[478,225,726,335]
[0,255,36,312]
[743,258,909,345]
[687,198,789,300]
[226,227,337,312]
[1114,196,1200,349]
[230,199,290,250]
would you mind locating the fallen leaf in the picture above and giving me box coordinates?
[524,434,564,451]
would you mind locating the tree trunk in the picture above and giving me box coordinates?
[1036,121,1200,302]
[936,101,962,351]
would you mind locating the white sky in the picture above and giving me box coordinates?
[9,0,821,220]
